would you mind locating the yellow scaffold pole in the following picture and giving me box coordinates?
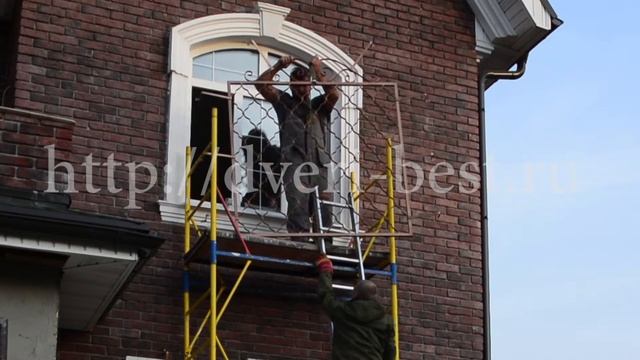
[210,107,218,360]
[184,146,192,359]
[386,138,400,360]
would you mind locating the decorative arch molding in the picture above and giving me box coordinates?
[169,9,362,78]
[162,3,361,215]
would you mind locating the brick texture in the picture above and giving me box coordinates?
[6,0,483,359]
[0,109,75,190]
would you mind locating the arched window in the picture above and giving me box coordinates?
[160,4,362,233]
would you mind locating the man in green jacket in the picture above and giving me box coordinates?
[317,256,395,360]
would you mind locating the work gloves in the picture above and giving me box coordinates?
[316,255,333,274]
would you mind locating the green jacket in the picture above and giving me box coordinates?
[318,273,395,360]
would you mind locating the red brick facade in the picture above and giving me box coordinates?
[0,108,74,190]
[1,0,483,358]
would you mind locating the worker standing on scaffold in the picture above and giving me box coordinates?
[256,55,338,238]
[316,255,395,359]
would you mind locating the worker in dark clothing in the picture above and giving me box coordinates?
[316,256,395,360]
[240,128,281,209]
[255,56,338,235]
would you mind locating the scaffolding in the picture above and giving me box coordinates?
[182,79,412,359]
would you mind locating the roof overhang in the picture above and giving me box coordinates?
[468,0,562,79]
[0,188,164,331]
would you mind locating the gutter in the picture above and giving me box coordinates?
[478,11,563,358]
[478,55,528,360]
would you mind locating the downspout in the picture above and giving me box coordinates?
[479,55,528,360]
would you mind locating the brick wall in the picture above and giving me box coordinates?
[8,0,483,359]
[0,108,74,191]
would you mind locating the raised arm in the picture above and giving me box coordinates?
[310,56,339,111]
[256,56,294,103]
[316,256,345,319]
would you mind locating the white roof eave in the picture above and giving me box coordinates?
[0,232,140,331]
[469,0,562,72]
[467,0,517,41]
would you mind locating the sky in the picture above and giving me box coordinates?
[485,1,640,359]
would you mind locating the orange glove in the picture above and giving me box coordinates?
[315,256,333,274]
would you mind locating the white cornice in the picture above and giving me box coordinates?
[470,0,561,73]
[475,20,495,57]
[467,0,517,40]
[256,2,291,17]
[256,2,291,38]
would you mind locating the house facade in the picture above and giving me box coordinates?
[0,0,560,359]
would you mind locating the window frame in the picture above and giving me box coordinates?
[190,44,290,216]
[161,8,363,233]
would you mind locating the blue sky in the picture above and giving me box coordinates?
[485,1,640,359]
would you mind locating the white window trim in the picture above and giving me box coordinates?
[161,3,363,233]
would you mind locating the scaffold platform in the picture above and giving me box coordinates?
[184,230,390,279]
